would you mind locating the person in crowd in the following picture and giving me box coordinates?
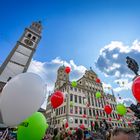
[76,128,84,140]
[52,128,61,140]
[110,128,136,140]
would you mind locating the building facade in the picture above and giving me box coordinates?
[0,21,42,93]
[46,66,127,129]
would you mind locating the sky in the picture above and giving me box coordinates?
[0,0,140,108]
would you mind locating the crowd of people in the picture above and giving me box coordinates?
[42,127,137,140]
[0,121,139,140]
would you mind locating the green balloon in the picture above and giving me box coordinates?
[88,127,91,131]
[17,112,47,140]
[46,123,49,130]
[116,104,127,116]
[70,101,74,107]
[71,81,77,87]
[72,130,76,134]
[96,91,101,98]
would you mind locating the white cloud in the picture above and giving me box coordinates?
[116,98,136,107]
[102,82,113,94]
[95,40,140,79]
[113,79,132,93]
[112,54,118,59]
[27,57,87,109]
[28,57,86,91]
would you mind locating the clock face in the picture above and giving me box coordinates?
[24,39,33,46]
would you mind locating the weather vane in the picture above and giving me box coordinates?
[126,56,139,76]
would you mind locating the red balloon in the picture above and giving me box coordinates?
[68,130,71,135]
[86,103,90,107]
[65,66,71,74]
[50,91,64,108]
[132,76,140,102]
[82,114,87,118]
[128,121,131,126]
[104,105,112,115]
[65,121,69,128]
[92,123,95,127]
[108,118,112,121]
[96,78,101,83]
[118,114,122,117]
[80,124,85,130]
[117,116,120,121]
[75,127,78,131]
[96,115,98,120]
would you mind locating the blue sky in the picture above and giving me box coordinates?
[1,0,140,106]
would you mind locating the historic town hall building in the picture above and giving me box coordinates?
[46,66,128,129]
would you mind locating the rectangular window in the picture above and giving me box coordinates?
[61,107,63,114]
[64,106,66,113]
[70,107,73,114]
[84,108,86,114]
[56,109,58,115]
[70,94,73,101]
[88,97,90,105]
[92,98,94,106]
[79,107,82,114]
[75,106,78,114]
[96,110,99,116]
[89,109,92,116]
[93,109,95,116]
[84,120,87,124]
[83,97,85,104]
[75,119,78,124]
[79,96,81,104]
[80,119,83,124]
[59,108,60,115]
[75,95,77,103]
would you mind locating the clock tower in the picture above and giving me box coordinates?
[0,21,42,92]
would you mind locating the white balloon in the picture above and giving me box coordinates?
[84,98,88,105]
[69,117,73,123]
[0,72,46,126]
[63,119,67,124]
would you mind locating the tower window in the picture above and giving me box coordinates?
[32,36,36,41]
[27,33,32,38]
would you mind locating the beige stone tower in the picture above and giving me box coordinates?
[0,21,42,92]
[54,65,69,90]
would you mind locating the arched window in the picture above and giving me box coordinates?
[32,36,36,41]
[27,33,32,38]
